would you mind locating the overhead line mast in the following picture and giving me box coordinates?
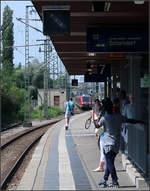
[23,5,33,127]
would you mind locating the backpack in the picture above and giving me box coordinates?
[68,102,74,115]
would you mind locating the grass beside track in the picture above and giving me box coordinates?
[32,106,64,119]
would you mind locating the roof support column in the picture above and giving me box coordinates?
[108,76,111,99]
[112,70,117,99]
[104,80,107,98]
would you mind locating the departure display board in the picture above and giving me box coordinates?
[84,64,111,82]
[87,27,148,52]
[43,6,70,35]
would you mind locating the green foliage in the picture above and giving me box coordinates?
[28,86,38,100]
[32,69,44,89]
[13,65,25,88]
[1,86,25,125]
[1,10,67,126]
[48,106,63,117]
[32,108,43,119]
[2,5,14,73]
[53,75,67,89]
[32,106,63,119]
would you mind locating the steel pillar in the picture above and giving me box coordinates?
[0,1,2,128]
[23,6,32,127]
[104,80,107,98]
[43,39,48,119]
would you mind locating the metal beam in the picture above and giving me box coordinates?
[32,0,149,3]
[53,42,86,44]
[61,57,106,61]
[51,35,86,42]
[70,12,146,17]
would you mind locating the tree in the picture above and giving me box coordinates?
[2,5,14,74]
[53,74,67,89]
[14,64,25,88]
[32,70,44,89]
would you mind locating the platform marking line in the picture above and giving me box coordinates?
[66,133,95,137]
[58,125,76,190]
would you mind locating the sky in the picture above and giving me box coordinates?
[1,1,45,66]
[1,1,84,82]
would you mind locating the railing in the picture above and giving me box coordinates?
[121,123,148,178]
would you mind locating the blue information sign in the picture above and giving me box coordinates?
[87,27,148,52]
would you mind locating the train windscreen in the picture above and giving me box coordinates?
[83,97,90,103]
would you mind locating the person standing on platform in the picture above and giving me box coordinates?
[65,100,71,130]
[119,90,128,116]
[92,98,101,149]
[98,98,144,188]
[123,94,136,150]
[92,99,101,127]
[69,98,75,116]
[112,97,120,114]
[124,94,136,119]
[92,99,105,172]
[119,90,129,145]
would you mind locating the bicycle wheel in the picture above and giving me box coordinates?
[85,117,91,129]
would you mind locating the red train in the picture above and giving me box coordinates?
[75,95,92,110]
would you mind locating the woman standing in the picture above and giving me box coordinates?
[92,99,105,172]
[98,98,144,188]
[92,99,101,127]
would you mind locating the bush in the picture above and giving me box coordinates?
[48,106,63,117]
[31,106,63,119]
[32,108,43,119]
[1,86,25,125]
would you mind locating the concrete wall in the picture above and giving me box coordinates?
[38,89,66,111]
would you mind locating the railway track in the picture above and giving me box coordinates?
[1,122,22,132]
[0,118,63,190]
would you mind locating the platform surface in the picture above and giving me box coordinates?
[17,112,148,190]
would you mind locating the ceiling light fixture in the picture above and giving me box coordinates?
[88,53,95,56]
[104,2,111,12]
[134,0,144,4]
[87,68,92,72]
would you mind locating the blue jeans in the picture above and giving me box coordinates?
[103,150,118,182]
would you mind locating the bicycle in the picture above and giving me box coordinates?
[85,116,92,129]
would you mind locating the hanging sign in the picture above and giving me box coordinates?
[87,27,148,52]
[43,6,70,35]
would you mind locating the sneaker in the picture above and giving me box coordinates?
[98,180,107,188]
[108,181,119,188]
[92,167,104,172]
[65,126,68,130]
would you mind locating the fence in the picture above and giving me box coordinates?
[121,123,148,178]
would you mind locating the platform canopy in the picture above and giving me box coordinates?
[32,0,148,75]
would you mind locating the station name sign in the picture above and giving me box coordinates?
[87,27,148,52]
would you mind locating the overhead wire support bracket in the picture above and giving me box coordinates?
[16,17,43,33]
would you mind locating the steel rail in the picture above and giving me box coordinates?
[1,134,44,190]
[1,118,63,150]
[1,122,22,132]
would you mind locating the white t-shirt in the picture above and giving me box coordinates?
[93,106,100,120]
